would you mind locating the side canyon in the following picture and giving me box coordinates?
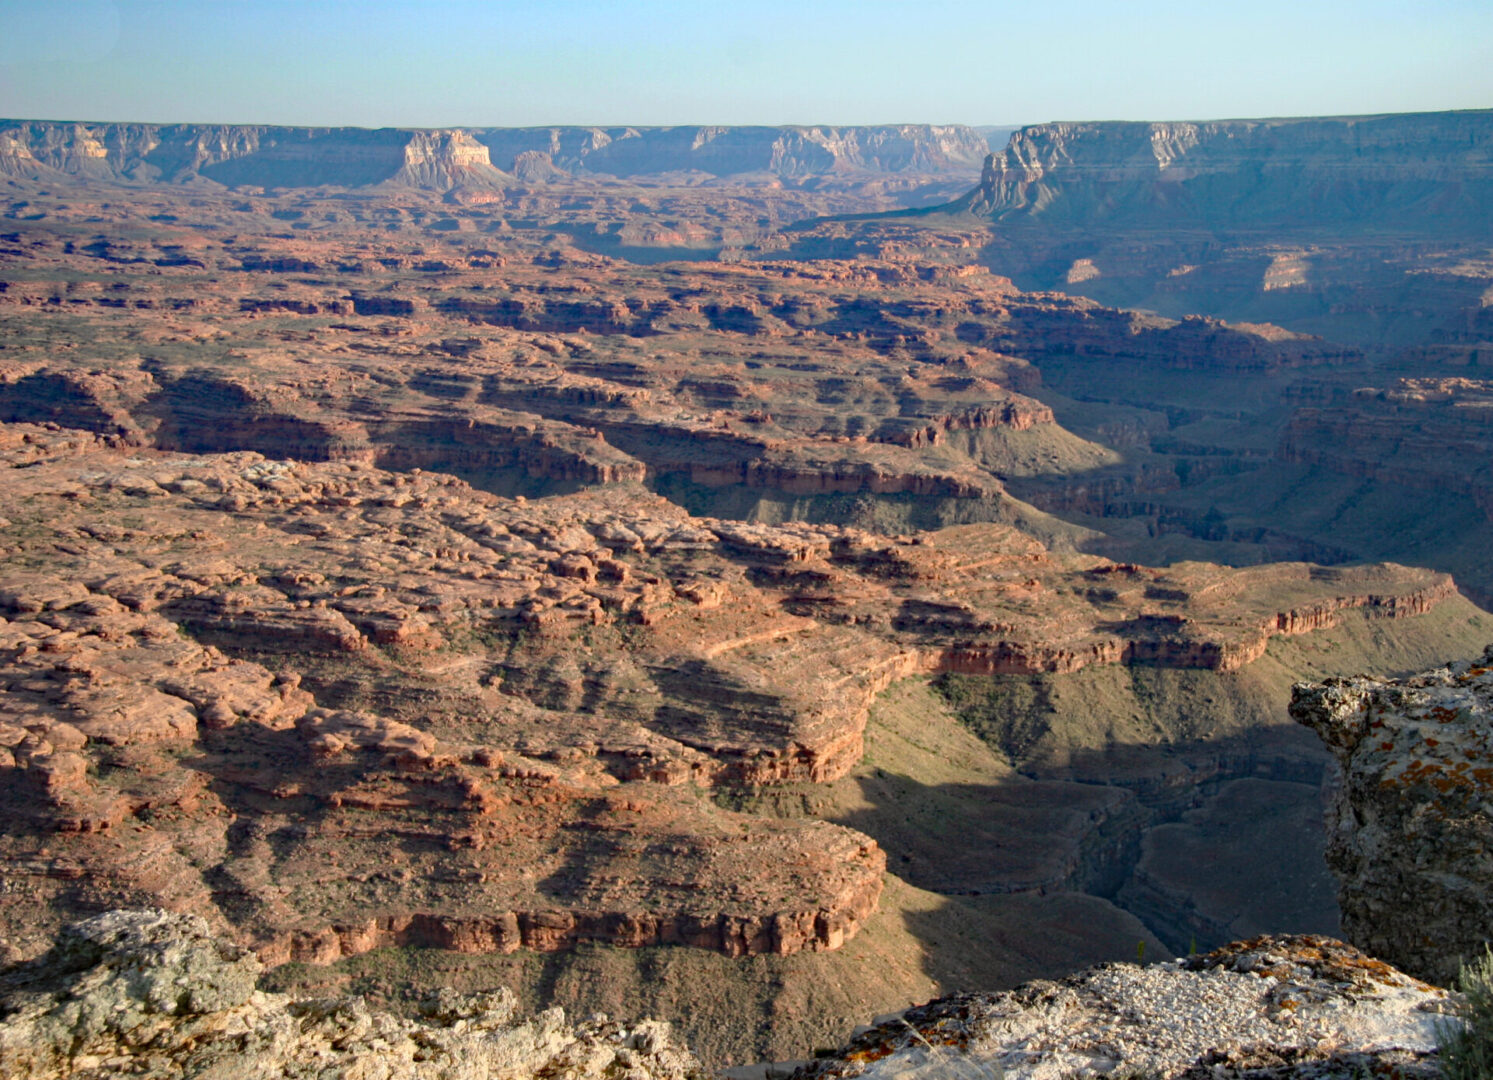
[0,109,1489,1067]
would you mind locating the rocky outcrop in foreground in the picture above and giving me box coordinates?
[0,909,704,1080]
[797,935,1450,1079]
[0,914,1457,1080]
[1292,646,1493,985]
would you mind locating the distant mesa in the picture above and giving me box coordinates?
[508,149,568,184]
[8,112,1489,223]
[0,121,990,191]
[0,123,511,193]
[476,124,991,180]
[947,110,1493,233]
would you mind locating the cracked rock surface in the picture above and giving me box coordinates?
[1292,645,1493,984]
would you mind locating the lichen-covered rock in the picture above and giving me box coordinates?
[793,935,1450,1080]
[0,909,706,1080]
[1291,646,1493,984]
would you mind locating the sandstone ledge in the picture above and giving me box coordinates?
[0,429,1467,966]
[261,842,885,965]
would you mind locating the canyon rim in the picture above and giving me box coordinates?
[2,35,1492,1071]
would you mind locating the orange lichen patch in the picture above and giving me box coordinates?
[1382,753,1493,794]
[841,1029,965,1068]
[1188,933,1436,992]
[1296,651,1493,985]
[810,993,991,1075]
[1384,760,1447,790]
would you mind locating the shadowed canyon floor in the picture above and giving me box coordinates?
[0,126,1491,1067]
[0,425,1482,1064]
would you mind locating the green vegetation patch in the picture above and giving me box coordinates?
[1440,947,1493,1080]
[930,672,1053,765]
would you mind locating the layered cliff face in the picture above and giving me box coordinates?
[1291,647,1493,986]
[0,121,988,190]
[0,429,901,964]
[0,424,1458,961]
[474,124,990,179]
[820,110,1493,352]
[0,122,514,192]
[1279,377,1493,522]
[958,110,1493,233]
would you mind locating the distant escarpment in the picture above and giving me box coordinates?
[0,123,512,193]
[475,124,989,179]
[954,110,1493,233]
[765,110,1489,352]
[0,121,988,190]
[1292,646,1493,985]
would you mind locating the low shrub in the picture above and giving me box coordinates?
[1439,945,1493,1080]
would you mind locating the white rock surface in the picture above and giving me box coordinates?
[794,935,1452,1079]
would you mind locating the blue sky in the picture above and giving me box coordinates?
[0,0,1488,127]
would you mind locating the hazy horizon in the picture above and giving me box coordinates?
[0,0,1488,130]
[4,111,1493,131]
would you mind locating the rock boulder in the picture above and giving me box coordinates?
[1292,646,1493,984]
